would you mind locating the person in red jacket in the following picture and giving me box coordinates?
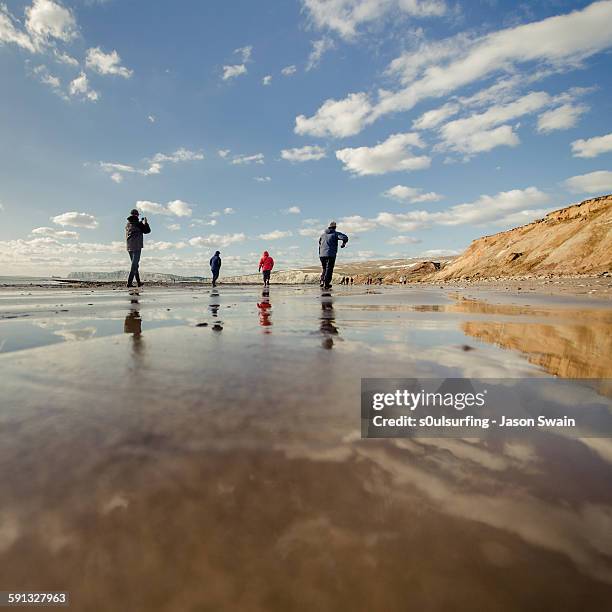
[258,251,274,286]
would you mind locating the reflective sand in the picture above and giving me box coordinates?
[1,285,611,611]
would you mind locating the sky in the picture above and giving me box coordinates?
[0,0,611,276]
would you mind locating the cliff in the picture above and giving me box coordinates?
[435,195,612,280]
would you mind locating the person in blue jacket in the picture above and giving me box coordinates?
[210,251,222,287]
[318,221,349,289]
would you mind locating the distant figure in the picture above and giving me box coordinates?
[210,251,222,287]
[318,221,349,290]
[399,276,405,285]
[350,277,354,285]
[258,250,274,286]
[125,209,151,288]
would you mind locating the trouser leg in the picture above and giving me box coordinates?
[128,250,141,286]
[324,256,336,287]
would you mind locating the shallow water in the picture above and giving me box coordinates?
[0,285,611,611]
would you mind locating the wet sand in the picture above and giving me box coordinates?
[1,285,611,611]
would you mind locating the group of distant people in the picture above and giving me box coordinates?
[125,211,350,289]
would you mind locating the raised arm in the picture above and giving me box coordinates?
[337,231,348,246]
[140,220,151,234]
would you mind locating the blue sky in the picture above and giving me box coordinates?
[0,0,611,276]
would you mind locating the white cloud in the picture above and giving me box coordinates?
[148,114,156,123]
[412,102,459,130]
[217,149,230,158]
[53,49,77,65]
[537,103,588,133]
[383,185,442,203]
[0,5,36,52]
[86,47,133,78]
[52,211,98,229]
[571,132,612,158]
[281,64,297,76]
[420,248,460,256]
[254,176,271,182]
[337,215,377,233]
[301,0,447,40]
[151,148,204,164]
[235,45,252,62]
[295,92,372,138]
[231,153,264,165]
[281,145,327,162]
[189,233,246,248]
[376,187,550,230]
[31,226,79,239]
[388,235,421,245]
[32,64,63,94]
[282,206,301,214]
[223,207,235,214]
[306,37,334,71]
[262,75,272,85]
[167,223,181,231]
[69,72,99,101]
[436,91,552,155]
[222,64,247,80]
[564,170,612,194]
[136,199,193,217]
[298,227,321,237]
[298,2,612,137]
[495,208,553,226]
[99,149,202,181]
[258,230,293,240]
[26,0,77,46]
[336,132,430,176]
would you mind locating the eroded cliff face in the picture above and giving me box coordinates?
[435,195,612,280]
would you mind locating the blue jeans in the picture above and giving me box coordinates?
[128,250,141,286]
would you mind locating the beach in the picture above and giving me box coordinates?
[1,284,612,611]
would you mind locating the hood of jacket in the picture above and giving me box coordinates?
[263,251,269,257]
[127,215,139,223]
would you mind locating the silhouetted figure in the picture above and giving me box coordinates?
[258,250,274,286]
[350,277,354,285]
[318,221,348,290]
[257,288,272,330]
[125,209,151,288]
[210,251,222,287]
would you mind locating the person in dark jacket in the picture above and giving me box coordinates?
[210,251,222,287]
[318,221,348,289]
[125,209,151,287]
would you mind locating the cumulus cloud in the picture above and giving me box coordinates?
[301,0,447,40]
[31,226,79,239]
[337,215,378,233]
[297,2,612,137]
[151,148,204,164]
[223,207,235,214]
[295,92,372,138]
[262,75,272,85]
[0,4,36,51]
[282,206,301,214]
[306,37,334,71]
[298,227,321,237]
[254,176,271,182]
[136,199,194,217]
[222,64,247,80]
[383,185,442,203]
[571,132,612,158]
[281,65,297,76]
[412,102,459,130]
[235,45,252,62]
[52,211,99,229]
[217,149,230,158]
[564,170,612,194]
[69,72,99,101]
[189,233,246,247]
[537,103,588,133]
[86,47,133,78]
[336,132,430,176]
[281,145,327,162]
[26,0,77,46]
[258,230,293,240]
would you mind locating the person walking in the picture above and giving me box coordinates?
[125,208,151,288]
[318,221,348,289]
[258,250,274,286]
[210,251,222,287]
